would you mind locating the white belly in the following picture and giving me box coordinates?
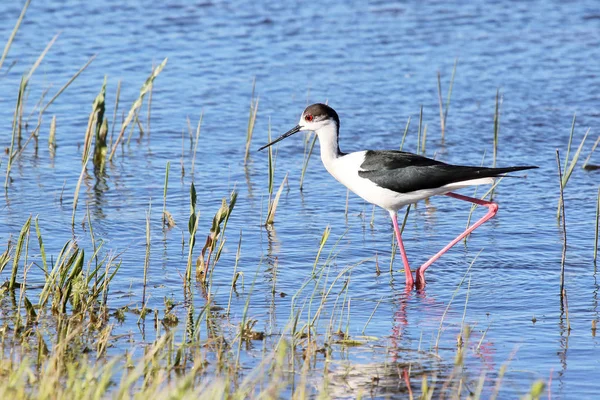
[324,151,494,212]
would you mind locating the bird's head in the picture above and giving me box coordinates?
[258,103,340,151]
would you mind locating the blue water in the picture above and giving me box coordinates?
[1,0,600,397]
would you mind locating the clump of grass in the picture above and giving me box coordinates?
[5,29,59,174]
[197,190,237,283]
[0,217,552,399]
[109,58,167,161]
[6,37,95,185]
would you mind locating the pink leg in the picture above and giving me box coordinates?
[415,192,499,290]
[391,211,414,288]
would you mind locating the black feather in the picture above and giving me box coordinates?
[358,150,537,193]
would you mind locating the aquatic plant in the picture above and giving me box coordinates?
[436,58,457,141]
[244,78,259,165]
[556,115,589,220]
[109,58,167,161]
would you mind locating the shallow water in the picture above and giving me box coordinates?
[1,0,600,397]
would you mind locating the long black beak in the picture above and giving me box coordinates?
[258,125,301,151]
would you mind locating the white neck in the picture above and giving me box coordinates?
[316,122,342,170]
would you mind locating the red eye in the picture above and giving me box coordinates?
[304,114,314,122]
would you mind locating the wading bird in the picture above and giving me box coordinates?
[259,103,536,290]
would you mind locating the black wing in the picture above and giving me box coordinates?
[358,150,537,193]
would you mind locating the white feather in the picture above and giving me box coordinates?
[298,113,495,213]
[308,121,494,212]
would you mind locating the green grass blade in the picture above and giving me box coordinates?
[300,133,317,191]
[72,146,92,226]
[4,76,25,188]
[24,32,60,84]
[493,89,500,168]
[400,116,410,151]
[595,187,600,264]
[34,216,48,277]
[266,174,288,225]
[109,58,167,161]
[311,226,331,276]
[190,111,203,176]
[437,71,444,138]
[417,106,423,154]
[563,127,590,186]
[9,216,31,291]
[244,81,259,164]
[162,161,172,227]
[443,58,458,130]
[583,134,600,169]
[0,0,31,73]
[563,114,576,176]
[12,55,96,161]
[109,79,122,147]
[267,118,274,195]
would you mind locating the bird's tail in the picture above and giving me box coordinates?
[483,165,538,177]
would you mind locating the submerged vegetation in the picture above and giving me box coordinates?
[0,215,550,399]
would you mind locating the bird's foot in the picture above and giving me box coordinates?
[405,271,415,289]
[415,268,426,290]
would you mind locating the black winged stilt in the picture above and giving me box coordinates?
[259,103,537,290]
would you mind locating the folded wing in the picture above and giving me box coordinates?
[358,150,537,194]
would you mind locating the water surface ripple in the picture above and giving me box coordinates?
[1,0,599,397]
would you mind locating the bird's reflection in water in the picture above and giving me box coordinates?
[387,280,498,394]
